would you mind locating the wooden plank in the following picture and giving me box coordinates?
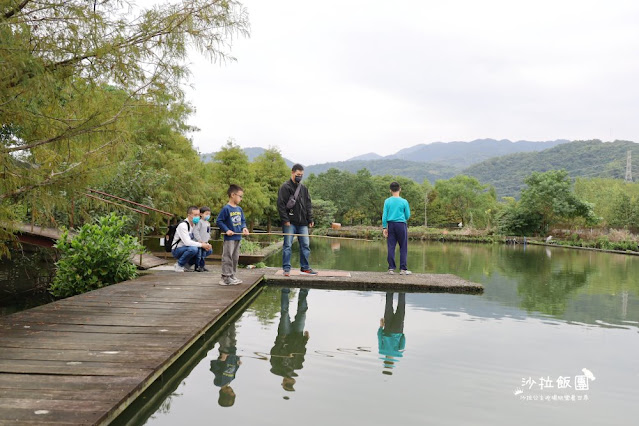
[0,323,199,336]
[0,269,265,425]
[0,407,101,425]
[129,253,167,269]
[0,348,169,363]
[0,359,155,376]
[0,388,123,402]
[0,398,114,412]
[0,373,141,391]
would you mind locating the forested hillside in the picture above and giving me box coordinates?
[464,140,639,198]
[305,159,458,183]
[388,138,569,167]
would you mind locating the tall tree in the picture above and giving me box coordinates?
[251,148,290,231]
[1,0,249,224]
[213,141,267,229]
[434,175,496,227]
[520,170,595,234]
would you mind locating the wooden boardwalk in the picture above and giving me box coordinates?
[0,266,482,425]
[10,223,167,269]
[0,268,264,425]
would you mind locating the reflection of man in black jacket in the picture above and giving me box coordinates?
[210,323,241,407]
[277,164,316,276]
[270,288,310,391]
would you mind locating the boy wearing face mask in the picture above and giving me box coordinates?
[193,206,213,272]
[172,205,213,272]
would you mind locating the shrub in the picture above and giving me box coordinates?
[49,214,143,298]
[240,239,261,255]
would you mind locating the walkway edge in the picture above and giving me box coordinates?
[97,273,265,426]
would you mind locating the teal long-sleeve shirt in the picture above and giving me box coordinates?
[382,196,410,228]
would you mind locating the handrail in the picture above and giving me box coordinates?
[84,190,174,266]
[88,189,173,217]
[85,193,149,215]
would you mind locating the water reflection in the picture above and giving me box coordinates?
[378,293,406,375]
[270,288,310,392]
[210,322,241,407]
[267,240,639,329]
[1,247,55,316]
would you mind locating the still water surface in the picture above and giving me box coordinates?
[125,240,639,425]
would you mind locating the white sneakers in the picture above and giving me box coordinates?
[174,263,184,272]
[388,269,412,275]
[219,276,242,286]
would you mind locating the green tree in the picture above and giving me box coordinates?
[575,178,639,227]
[1,0,248,238]
[311,199,338,228]
[496,197,542,236]
[434,175,497,227]
[609,193,639,229]
[520,170,596,234]
[213,141,268,229]
[251,148,290,231]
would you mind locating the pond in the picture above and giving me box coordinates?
[0,247,56,316]
[116,240,639,426]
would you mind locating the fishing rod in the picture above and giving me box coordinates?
[241,231,375,242]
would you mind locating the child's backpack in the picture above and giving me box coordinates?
[164,220,190,252]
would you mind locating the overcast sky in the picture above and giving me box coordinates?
[177,0,639,165]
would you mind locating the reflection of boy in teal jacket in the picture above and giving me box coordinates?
[378,293,406,374]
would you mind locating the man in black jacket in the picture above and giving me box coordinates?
[277,164,317,276]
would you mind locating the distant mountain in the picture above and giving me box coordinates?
[201,147,294,167]
[463,140,639,198]
[388,138,570,168]
[347,152,383,161]
[305,159,459,183]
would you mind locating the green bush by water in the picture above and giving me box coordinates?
[49,214,143,298]
[240,239,261,255]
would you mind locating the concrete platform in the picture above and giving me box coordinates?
[262,267,483,294]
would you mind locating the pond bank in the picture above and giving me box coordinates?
[313,226,639,255]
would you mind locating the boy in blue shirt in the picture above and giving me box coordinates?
[216,184,249,285]
[382,181,411,274]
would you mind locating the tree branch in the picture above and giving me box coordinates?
[2,0,32,20]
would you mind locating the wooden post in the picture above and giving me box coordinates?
[139,215,145,267]
[70,197,75,229]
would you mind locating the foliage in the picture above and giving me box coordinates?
[306,168,430,227]
[311,199,338,228]
[239,239,261,255]
[496,199,543,236]
[251,147,290,228]
[306,159,458,185]
[574,178,639,229]
[463,139,639,198]
[1,0,248,245]
[213,141,268,229]
[518,170,596,234]
[433,175,496,228]
[49,214,143,298]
